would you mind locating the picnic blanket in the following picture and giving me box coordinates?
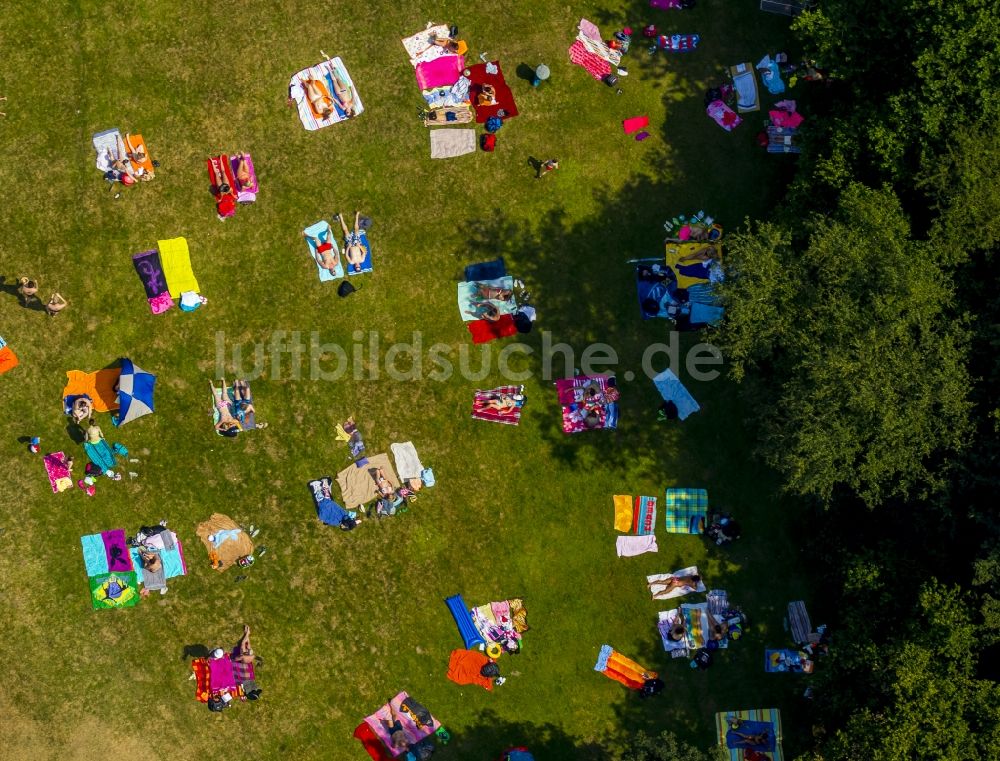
[594,645,656,690]
[132,249,174,314]
[715,709,783,761]
[390,442,424,481]
[401,24,453,66]
[632,496,658,535]
[158,237,199,299]
[707,100,742,131]
[129,532,186,589]
[345,229,372,275]
[658,34,700,51]
[472,385,525,425]
[63,368,120,412]
[0,337,18,375]
[44,451,73,493]
[467,314,518,343]
[195,513,253,571]
[616,535,658,557]
[230,152,258,203]
[657,609,689,653]
[767,126,801,154]
[765,649,811,673]
[336,453,399,509]
[471,598,529,652]
[416,54,465,90]
[729,63,760,113]
[648,566,706,600]
[303,221,344,281]
[447,649,494,691]
[458,277,516,321]
[613,495,633,532]
[289,57,363,130]
[568,39,612,81]
[93,128,123,173]
[653,369,700,420]
[556,375,619,433]
[430,128,476,159]
[664,488,708,534]
[363,692,441,757]
[467,61,518,123]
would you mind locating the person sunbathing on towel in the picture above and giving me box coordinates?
[235,154,253,191]
[707,612,729,641]
[473,282,513,301]
[666,622,687,642]
[209,157,232,195]
[465,300,501,322]
[372,467,395,498]
[381,704,410,752]
[234,624,255,664]
[730,729,769,748]
[210,379,242,437]
[475,394,522,413]
[304,227,341,275]
[649,573,701,597]
[300,73,336,119]
[336,211,367,272]
[330,68,357,117]
[124,134,147,164]
[678,245,718,263]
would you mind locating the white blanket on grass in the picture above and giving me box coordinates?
[390,441,424,481]
[647,565,706,600]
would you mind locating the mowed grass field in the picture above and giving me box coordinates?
[0,1,808,759]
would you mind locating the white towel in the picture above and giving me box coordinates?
[430,129,476,159]
[616,535,658,557]
[390,441,424,481]
[93,128,123,172]
[647,565,706,600]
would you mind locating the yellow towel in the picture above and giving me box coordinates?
[613,495,633,532]
[158,237,199,298]
[665,241,722,289]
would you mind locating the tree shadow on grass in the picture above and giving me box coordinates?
[440,709,611,761]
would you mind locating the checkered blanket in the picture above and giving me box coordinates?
[664,488,708,534]
[231,655,255,684]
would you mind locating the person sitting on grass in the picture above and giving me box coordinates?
[71,396,93,425]
[233,624,255,665]
[335,211,367,272]
[304,226,341,276]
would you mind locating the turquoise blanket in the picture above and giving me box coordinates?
[457,277,516,322]
[84,439,117,472]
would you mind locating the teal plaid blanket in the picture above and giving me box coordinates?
[664,488,708,534]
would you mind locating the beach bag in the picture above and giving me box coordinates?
[639,678,664,698]
[485,116,503,133]
[208,696,227,712]
[480,661,500,678]
[338,281,356,298]
[420,467,435,487]
[400,697,433,728]
[481,134,496,152]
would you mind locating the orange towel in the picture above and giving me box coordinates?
[606,651,656,690]
[0,346,18,375]
[62,368,121,411]
[446,649,494,691]
[124,133,155,175]
[300,73,335,120]
[613,495,633,532]
[192,658,211,702]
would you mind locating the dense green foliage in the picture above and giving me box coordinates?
[715,1,1000,758]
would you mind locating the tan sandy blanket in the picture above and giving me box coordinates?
[336,453,399,509]
[195,513,254,571]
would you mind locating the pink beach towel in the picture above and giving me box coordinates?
[43,451,73,493]
[364,691,441,754]
[415,54,465,90]
[623,116,649,135]
[617,535,659,557]
[208,654,238,691]
[578,18,602,42]
[568,40,611,81]
[769,109,803,129]
[707,100,742,131]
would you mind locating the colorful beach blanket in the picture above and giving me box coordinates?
[401,24,452,67]
[132,249,174,314]
[472,385,525,425]
[613,495,633,532]
[0,337,18,376]
[471,598,529,651]
[89,571,139,610]
[632,496,658,535]
[458,277,516,321]
[363,692,441,757]
[62,368,121,412]
[43,451,73,493]
[230,152,258,203]
[556,375,619,433]
[664,488,708,534]
[594,645,656,690]
[289,57,364,131]
[707,100,742,131]
[715,709,783,761]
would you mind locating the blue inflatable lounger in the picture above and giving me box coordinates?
[445,593,486,649]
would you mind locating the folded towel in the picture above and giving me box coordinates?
[623,116,649,135]
[613,495,633,532]
[616,534,658,557]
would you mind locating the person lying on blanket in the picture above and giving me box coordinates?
[329,68,357,117]
[71,396,94,425]
[421,32,469,57]
[210,379,242,438]
[300,74,336,119]
[380,704,410,752]
[372,467,395,498]
[335,211,367,272]
[648,573,701,598]
[466,300,501,322]
[475,393,524,413]
[304,227,341,275]
[730,729,770,748]
[235,154,253,191]
[707,611,729,641]
[666,622,687,642]
[124,133,147,164]
[473,282,514,301]
[209,157,237,217]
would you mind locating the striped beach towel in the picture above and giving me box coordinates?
[471,385,525,425]
[632,495,657,535]
[714,708,783,761]
[664,488,708,534]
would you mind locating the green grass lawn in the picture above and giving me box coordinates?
[0,2,810,759]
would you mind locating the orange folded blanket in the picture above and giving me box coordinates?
[446,649,494,691]
[62,368,121,411]
[125,133,155,175]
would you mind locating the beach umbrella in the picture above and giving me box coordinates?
[115,358,155,426]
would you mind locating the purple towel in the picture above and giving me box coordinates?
[132,250,169,300]
[102,529,133,572]
[230,153,258,203]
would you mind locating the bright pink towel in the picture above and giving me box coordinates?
[415,54,465,90]
[769,109,803,129]
[623,116,650,135]
[568,40,611,81]
[208,654,238,691]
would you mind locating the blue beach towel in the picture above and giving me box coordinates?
[465,258,506,282]
[81,533,109,577]
[84,439,118,472]
[653,369,700,421]
[726,720,777,751]
[345,229,372,275]
[304,221,344,281]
